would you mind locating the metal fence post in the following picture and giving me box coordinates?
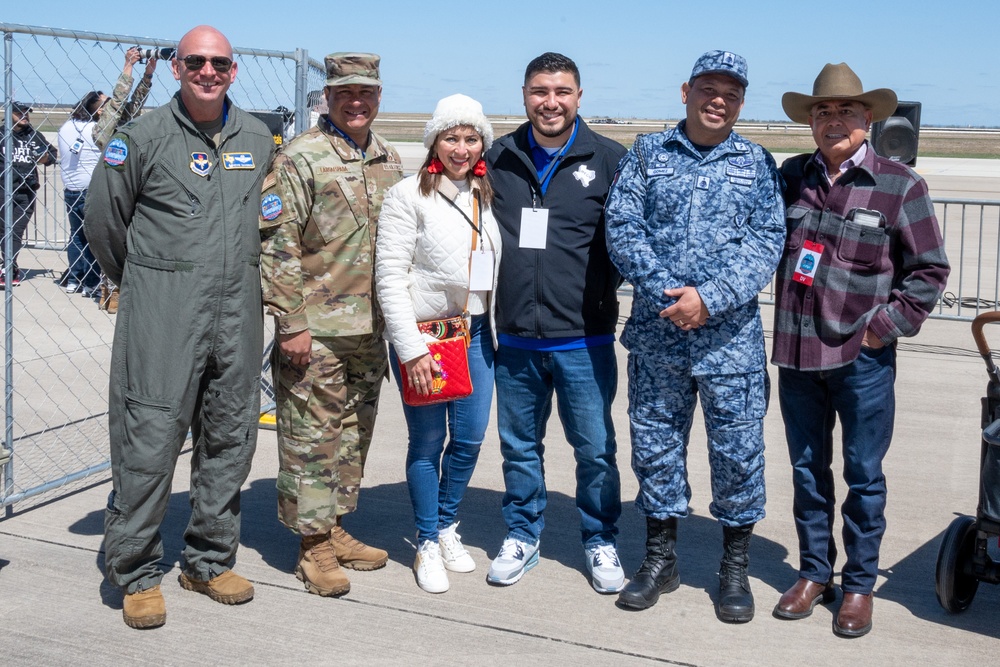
[3,28,15,508]
[294,47,308,136]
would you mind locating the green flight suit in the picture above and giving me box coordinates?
[86,93,275,593]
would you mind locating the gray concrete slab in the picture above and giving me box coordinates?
[1,295,998,666]
[2,146,999,665]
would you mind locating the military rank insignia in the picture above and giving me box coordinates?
[190,152,211,176]
[222,152,255,170]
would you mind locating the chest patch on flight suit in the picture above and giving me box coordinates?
[729,177,754,187]
[647,167,675,177]
[728,154,755,168]
[261,193,283,221]
[222,152,255,169]
[696,175,711,190]
[104,138,128,167]
[190,152,211,176]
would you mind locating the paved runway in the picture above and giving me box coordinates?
[1,149,998,665]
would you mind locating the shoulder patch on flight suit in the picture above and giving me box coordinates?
[104,136,128,169]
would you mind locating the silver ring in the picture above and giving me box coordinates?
[415,378,421,384]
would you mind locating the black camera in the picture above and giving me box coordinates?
[137,47,176,63]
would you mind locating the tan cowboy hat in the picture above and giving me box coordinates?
[781,63,897,125]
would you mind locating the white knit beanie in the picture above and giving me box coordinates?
[423,94,494,151]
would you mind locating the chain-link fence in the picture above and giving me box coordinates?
[0,23,324,512]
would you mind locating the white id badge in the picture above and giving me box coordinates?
[469,249,495,291]
[519,208,549,249]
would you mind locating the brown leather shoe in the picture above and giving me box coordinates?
[178,570,254,605]
[330,524,388,571]
[834,592,873,637]
[123,584,166,629]
[773,577,836,619]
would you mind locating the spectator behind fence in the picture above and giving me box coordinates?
[0,102,57,288]
[92,47,156,150]
[57,91,107,297]
[92,46,157,312]
[85,25,275,630]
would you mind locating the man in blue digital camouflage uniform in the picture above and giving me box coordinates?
[605,50,785,622]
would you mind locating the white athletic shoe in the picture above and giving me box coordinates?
[414,540,449,593]
[486,536,539,586]
[438,522,476,573]
[585,543,625,593]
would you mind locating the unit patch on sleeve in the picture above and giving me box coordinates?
[261,193,283,221]
[104,138,128,167]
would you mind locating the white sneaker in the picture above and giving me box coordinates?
[585,543,625,593]
[438,523,476,573]
[414,540,449,593]
[486,536,539,586]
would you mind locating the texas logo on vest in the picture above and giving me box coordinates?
[190,152,211,177]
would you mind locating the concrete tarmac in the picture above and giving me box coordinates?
[1,151,999,665]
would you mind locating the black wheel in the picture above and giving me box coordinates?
[935,516,980,613]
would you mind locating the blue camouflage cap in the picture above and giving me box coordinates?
[689,50,748,88]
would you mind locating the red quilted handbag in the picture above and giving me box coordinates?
[399,333,473,407]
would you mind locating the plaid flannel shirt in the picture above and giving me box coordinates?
[771,144,950,371]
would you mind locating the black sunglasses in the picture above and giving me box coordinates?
[179,54,234,73]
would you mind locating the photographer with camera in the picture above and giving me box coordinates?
[57,91,107,297]
[92,46,161,150]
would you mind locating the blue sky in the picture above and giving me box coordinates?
[3,1,995,126]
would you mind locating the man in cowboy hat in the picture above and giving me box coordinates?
[770,63,950,637]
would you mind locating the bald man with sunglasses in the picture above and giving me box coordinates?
[86,25,276,630]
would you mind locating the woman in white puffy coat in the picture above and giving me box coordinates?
[375,95,501,594]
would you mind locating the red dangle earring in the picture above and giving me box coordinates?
[473,159,487,177]
[427,157,444,174]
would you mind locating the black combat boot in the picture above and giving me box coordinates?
[617,517,679,610]
[718,524,755,622]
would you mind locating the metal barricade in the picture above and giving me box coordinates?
[0,22,323,511]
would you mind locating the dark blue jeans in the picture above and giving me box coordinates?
[778,345,896,594]
[495,342,621,548]
[64,189,100,288]
[389,315,495,544]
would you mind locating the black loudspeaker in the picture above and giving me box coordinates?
[249,111,286,147]
[871,101,921,167]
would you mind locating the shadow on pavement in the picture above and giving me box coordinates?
[877,516,1000,639]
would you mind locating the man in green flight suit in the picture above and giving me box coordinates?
[86,25,275,630]
[259,52,402,597]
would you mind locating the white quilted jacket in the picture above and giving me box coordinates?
[375,174,502,363]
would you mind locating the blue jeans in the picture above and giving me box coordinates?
[64,189,100,288]
[777,345,897,594]
[495,343,621,547]
[389,314,495,544]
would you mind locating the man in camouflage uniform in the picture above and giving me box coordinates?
[605,51,785,622]
[260,52,402,597]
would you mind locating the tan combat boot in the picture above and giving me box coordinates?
[106,287,119,314]
[297,533,351,596]
[123,584,166,629]
[178,570,254,604]
[331,522,388,570]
